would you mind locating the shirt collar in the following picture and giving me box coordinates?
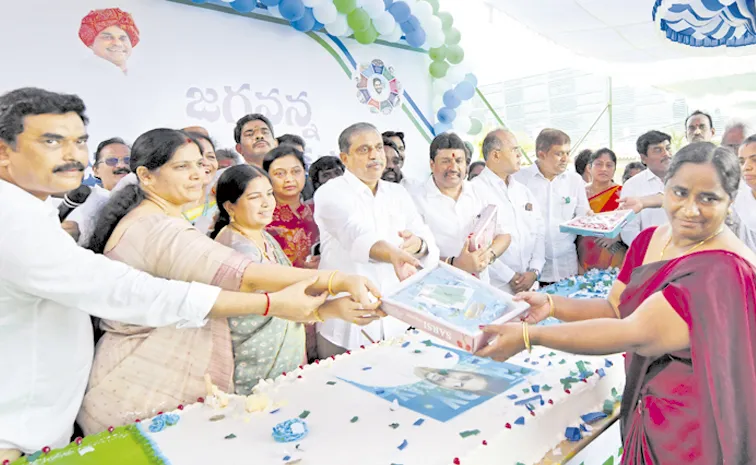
[423,176,473,199]
[343,169,381,196]
[530,162,566,181]
[644,169,664,184]
[0,178,58,218]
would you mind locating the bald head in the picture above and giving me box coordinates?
[722,121,750,152]
[481,129,521,177]
[481,129,517,160]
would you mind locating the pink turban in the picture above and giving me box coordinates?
[79,8,140,48]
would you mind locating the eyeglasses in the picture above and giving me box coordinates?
[97,157,130,167]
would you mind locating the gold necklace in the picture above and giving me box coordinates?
[659,226,724,260]
[229,224,271,261]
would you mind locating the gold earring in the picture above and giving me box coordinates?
[229,212,235,223]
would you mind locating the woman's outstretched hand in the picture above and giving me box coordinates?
[474,323,526,362]
[268,276,328,322]
[513,292,551,324]
[318,296,386,326]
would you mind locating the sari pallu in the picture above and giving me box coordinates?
[616,230,756,464]
[578,185,627,270]
[77,215,251,435]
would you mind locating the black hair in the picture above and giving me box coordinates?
[382,131,405,148]
[88,129,201,253]
[429,132,466,161]
[741,134,756,148]
[185,131,216,154]
[262,144,305,173]
[481,130,503,161]
[685,110,713,130]
[234,113,274,144]
[622,161,646,183]
[309,156,344,191]
[665,142,740,199]
[0,87,88,147]
[383,136,401,155]
[468,160,486,180]
[338,122,378,153]
[535,128,570,155]
[215,149,238,162]
[574,149,593,175]
[589,148,617,166]
[94,137,129,164]
[277,134,305,150]
[209,164,271,239]
[635,130,671,157]
[463,141,474,165]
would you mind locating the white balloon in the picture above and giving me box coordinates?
[381,24,403,42]
[362,0,386,18]
[426,16,443,35]
[373,11,396,35]
[326,14,350,36]
[411,1,434,24]
[447,65,466,84]
[456,103,472,122]
[425,30,445,48]
[455,116,473,134]
[313,3,338,25]
[303,0,324,7]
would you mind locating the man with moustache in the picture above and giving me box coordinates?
[314,122,439,357]
[472,129,546,294]
[618,130,673,245]
[62,138,131,245]
[381,136,404,183]
[78,8,140,75]
[721,121,751,153]
[685,110,715,143]
[234,113,278,167]
[513,129,589,285]
[410,132,511,282]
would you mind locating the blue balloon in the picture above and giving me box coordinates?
[400,15,420,34]
[313,20,324,31]
[388,1,411,23]
[230,0,256,13]
[279,0,305,21]
[443,89,461,109]
[260,0,281,6]
[455,81,476,100]
[433,122,451,135]
[437,107,456,124]
[405,28,426,48]
[292,8,316,31]
[464,73,478,87]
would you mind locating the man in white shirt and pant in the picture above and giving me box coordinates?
[619,130,673,246]
[409,132,511,282]
[513,129,590,285]
[315,122,440,357]
[472,129,546,293]
[0,88,356,460]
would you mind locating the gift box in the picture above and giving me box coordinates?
[559,209,635,239]
[381,262,530,353]
[468,204,497,252]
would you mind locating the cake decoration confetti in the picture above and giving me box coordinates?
[541,384,552,391]
[209,414,225,422]
[505,423,512,429]
[283,456,291,461]
[269,409,281,414]
[401,341,410,348]
[444,352,453,359]
[413,419,425,426]
[559,359,566,365]
[596,368,606,378]
[413,349,422,354]
[603,400,615,415]
[482,440,488,445]
[514,416,525,426]
[605,358,614,367]
[272,419,308,443]
[224,433,237,440]
[507,394,518,400]
[362,366,372,371]
[350,416,359,423]
[389,423,400,429]
[459,429,480,438]
[453,458,461,465]
[564,427,582,442]
[422,340,433,346]
[522,388,530,394]
[515,395,542,406]
[397,439,408,451]
[298,410,310,419]
[326,381,336,385]
[549,351,556,356]
[375,389,385,395]
[532,385,540,393]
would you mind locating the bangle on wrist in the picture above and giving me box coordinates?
[547,294,555,319]
[522,321,532,353]
[313,308,324,322]
[263,292,271,317]
[327,271,339,296]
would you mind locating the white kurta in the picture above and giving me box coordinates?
[314,170,439,349]
[409,177,508,284]
[619,169,668,246]
[0,180,219,454]
[733,183,756,252]
[513,164,590,282]
[472,167,545,292]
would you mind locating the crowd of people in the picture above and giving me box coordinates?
[1,86,755,465]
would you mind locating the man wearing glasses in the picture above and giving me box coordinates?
[618,130,673,246]
[62,137,130,245]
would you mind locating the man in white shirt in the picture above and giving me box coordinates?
[732,136,756,251]
[685,110,715,143]
[62,137,131,245]
[513,129,589,284]
[409,132,511,282]
[315,122,440,356]
[619,130,673,245]
[234,113,278,167]
[472,129,546,294]
[0,88,340,459]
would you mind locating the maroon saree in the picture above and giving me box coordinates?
[616,227,756,465]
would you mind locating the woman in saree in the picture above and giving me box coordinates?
[211,165,381,394]
[478,142,756,464]
[78,129,382,434]
[181,131,218,232]
[577,148,627,270]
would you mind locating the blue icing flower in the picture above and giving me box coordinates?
[164,414,180,426]
[272,418,309,443]
[149,415,167,433]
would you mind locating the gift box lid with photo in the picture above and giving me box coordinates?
[559,209,635,239]
[381,262,530,353]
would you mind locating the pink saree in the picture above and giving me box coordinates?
[616,228,756,464]
[77,214,251,435]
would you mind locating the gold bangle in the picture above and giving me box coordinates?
[547,294,555,319]
[327,271,339,296]
[522,321,532,353]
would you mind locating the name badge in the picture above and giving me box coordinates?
[525,203,532,211]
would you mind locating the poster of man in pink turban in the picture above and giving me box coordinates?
[79,8,140,74]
